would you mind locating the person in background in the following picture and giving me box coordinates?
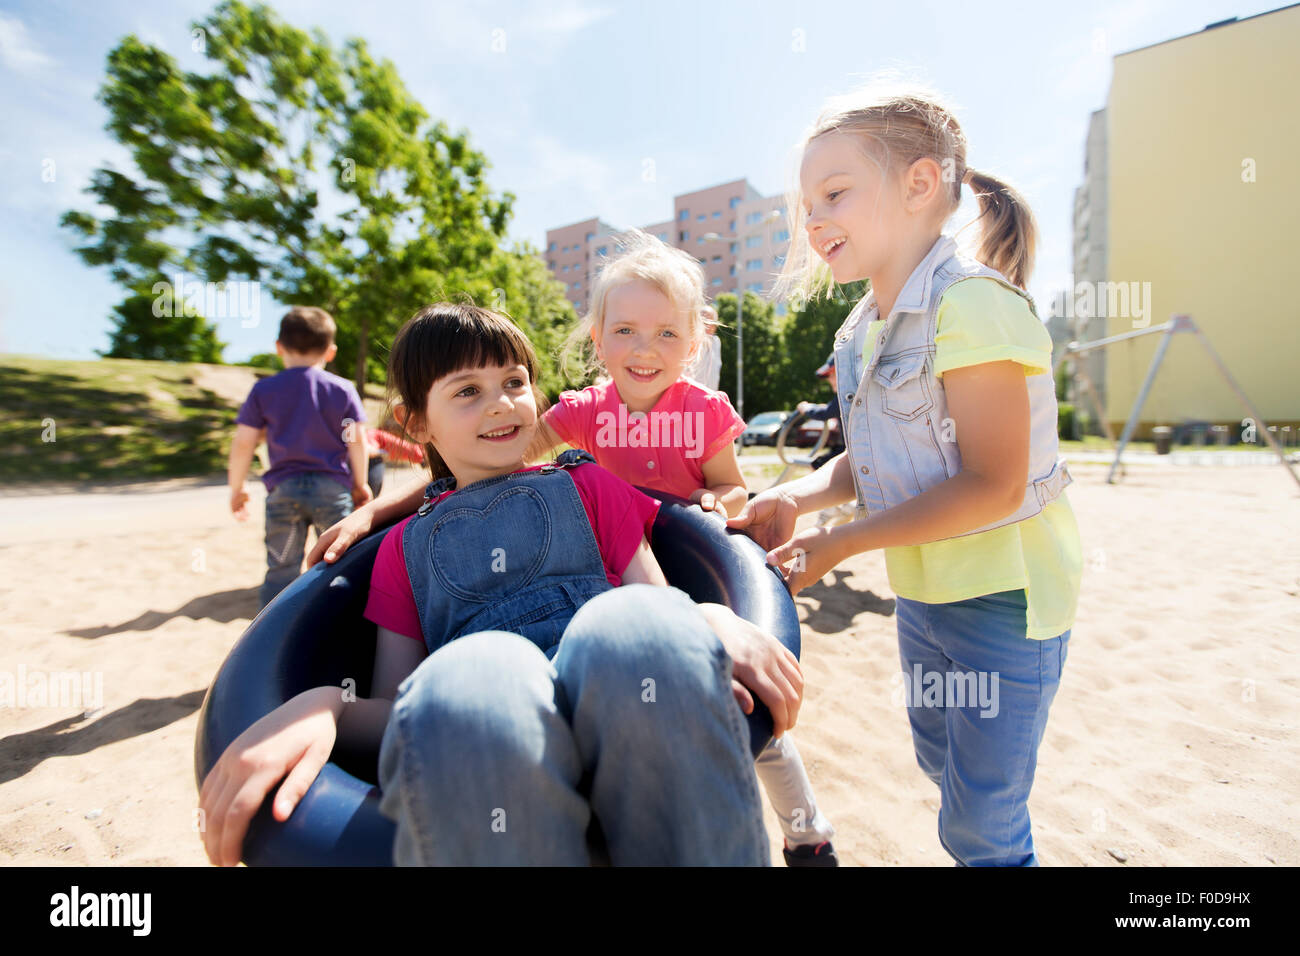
[796,353,844,471]
[228,307,372,609]
[363,422,425,499]
[685,306,723,391]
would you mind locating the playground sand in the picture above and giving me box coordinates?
[1,461,1296,866]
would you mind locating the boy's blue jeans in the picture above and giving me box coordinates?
[261,473,352,609]
[377,584,770,865]
[895,588,1069,866]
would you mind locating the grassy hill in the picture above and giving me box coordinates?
[0,355,388,485]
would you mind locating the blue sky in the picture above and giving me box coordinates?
[0,0,1280,361]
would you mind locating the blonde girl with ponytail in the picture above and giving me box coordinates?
[730,81,1082,866]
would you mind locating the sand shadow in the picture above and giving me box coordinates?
[796,568,896,634]
[66,588,259,638]
[0,688,206,786]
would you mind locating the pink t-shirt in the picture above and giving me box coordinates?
[363,462,660,641]
[543,378,746,499]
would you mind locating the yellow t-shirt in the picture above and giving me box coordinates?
[863,278,1083,640]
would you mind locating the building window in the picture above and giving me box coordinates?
[679,209,689,220]
[697,213,706,222]
[711,277,722,286]
[657,232,668,241]
[697,237,705,244]
[730,219,736,231]
[774,229,789,243]
[711,255,722,263]
[596,246,607,257]
[729,197,740,209]
[562,265,569,273]
[773,254,786,267]
[746,211,762,225]
[748,282,762,292]
[548,241,556,251]
[729,265,736,277]
[746,235,762,248]
[548,261,556,270]
[729,242,737,254]
[586,232,594,242]
[680,230,689,241]
[712,211,721,219]
[746,258,762,271]
[573,281,581,289]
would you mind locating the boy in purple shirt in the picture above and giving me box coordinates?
[228,307,372,608]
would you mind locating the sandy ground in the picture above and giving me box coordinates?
[1,459,1297,866]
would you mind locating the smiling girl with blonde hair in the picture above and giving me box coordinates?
[731,80,1082,866]
[543,229,839,865]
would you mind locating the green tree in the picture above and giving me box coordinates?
[59,159,228,361]
[481,242,578,400]
[62,1,565,389]
[101,286,226,362]
[710,282,867,418]
[775,280,867,406]
[242,352,281,371]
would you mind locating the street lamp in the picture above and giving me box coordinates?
[699,209,783,423]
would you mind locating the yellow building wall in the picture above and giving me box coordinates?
[1105,8,1300,435]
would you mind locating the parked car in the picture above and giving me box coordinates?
[791,417,825,448]
[741,411,792,446]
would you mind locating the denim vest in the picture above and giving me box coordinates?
[402,449,612,659]
[832,235,1072,538]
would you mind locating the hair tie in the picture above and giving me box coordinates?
[961,168,974,187]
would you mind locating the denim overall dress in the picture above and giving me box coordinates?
[401,449,613,659]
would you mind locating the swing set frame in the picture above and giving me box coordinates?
[1052,313,1298,490]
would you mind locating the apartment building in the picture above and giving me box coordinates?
[1073,4,1299,435]
[545,177,794,317]
[1068,108,1109,415]
[544,217,618,315]
[672,179,760,297]
[734,193,793,305]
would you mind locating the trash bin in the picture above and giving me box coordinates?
[1152,425,1173,454]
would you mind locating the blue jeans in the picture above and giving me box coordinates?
[261,473,352,609]
[376,584,769,865]
[896,589,1069,866]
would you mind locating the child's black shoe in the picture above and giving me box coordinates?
[782,840,839,867]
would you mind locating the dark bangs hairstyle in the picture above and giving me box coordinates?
[387,303,553,481]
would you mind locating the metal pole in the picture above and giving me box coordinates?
[708,208,779,423]
[1068,321,1175,353]
[736,287,743,422]
[1107,322,1177,484]
[1182,316,1300,491]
